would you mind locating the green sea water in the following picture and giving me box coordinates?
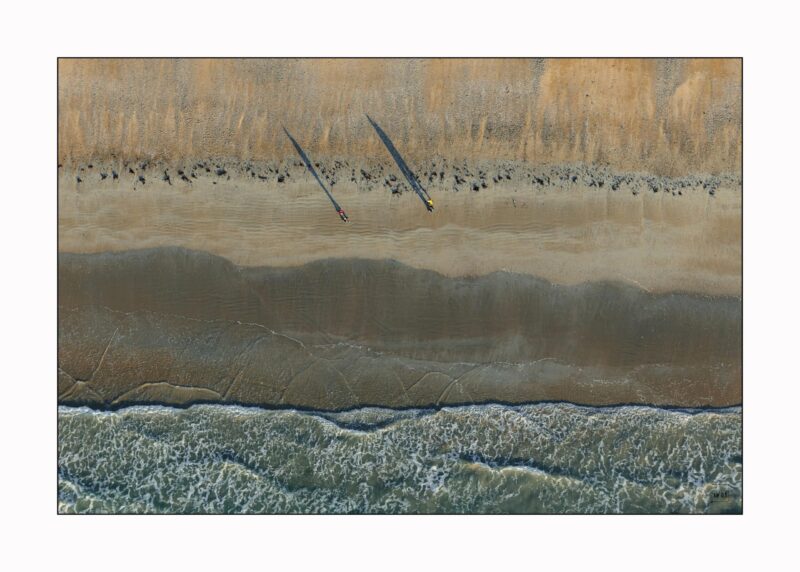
[58,403,742,514]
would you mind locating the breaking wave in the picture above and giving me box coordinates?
[58,402,741,514]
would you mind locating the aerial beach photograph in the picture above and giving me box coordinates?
[56,57,742,514]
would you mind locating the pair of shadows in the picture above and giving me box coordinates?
[282,116,433,222]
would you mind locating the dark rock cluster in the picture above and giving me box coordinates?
[61,157,740,197]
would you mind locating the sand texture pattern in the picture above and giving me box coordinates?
[58,59,741,175]
[57,58,742,410]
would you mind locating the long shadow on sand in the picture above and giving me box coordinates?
[366,115,433,211]
[283,127,348,221]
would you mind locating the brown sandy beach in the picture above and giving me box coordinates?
[57,58,742,410]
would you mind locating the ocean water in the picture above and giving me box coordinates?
[58,403,742,514]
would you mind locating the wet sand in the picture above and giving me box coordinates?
[58,248,741,409]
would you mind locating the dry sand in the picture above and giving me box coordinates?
[58,58,741,175]
[59,167,741,296]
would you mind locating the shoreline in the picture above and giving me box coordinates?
[58,401,744,416]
